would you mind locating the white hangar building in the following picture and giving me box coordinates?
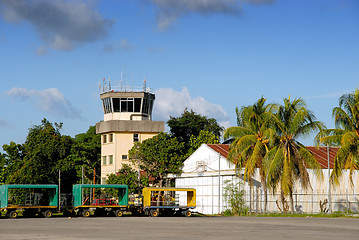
[173,144,359,214]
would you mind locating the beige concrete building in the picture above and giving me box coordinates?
[96,81,164,183]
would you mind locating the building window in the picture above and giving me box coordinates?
[122,155,128,160]
[109,155,113,164]
[109,134,113,143]
[102,156,107,165]
[112,98,142,113]
[102,98,113,114]
[133,133,139,142]
[102,135,107,144]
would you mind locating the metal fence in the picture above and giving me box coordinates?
[242,191,359,214]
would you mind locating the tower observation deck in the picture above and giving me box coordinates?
[96,78,164,183]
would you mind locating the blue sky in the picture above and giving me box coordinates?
[0,0,358,149]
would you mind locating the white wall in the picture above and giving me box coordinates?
[175,145,359,214]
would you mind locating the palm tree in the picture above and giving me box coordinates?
[315,88,359,186]
[224,97,276,213]
[267,97,324,213]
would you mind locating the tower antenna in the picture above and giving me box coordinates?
[121,72,123,91]
[124,64,127,91]
[109,76,111,91]
[132,72,134,91]
[143,76,146,92]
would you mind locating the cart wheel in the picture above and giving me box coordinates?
[185,210,192,217]
[82,210,91,218]
[150,210,159,217]
[43,210,52,218]
[9,211,18,219]
[114,210,123,217]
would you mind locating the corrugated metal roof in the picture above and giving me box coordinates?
[207,144,230,158]
[306,146,338,169]
[207,144,339,169]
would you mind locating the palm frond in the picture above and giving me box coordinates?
[267,147,284,193]
[333,106,353,131]
[223,126,253,140]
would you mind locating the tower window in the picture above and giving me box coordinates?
[109,155,113,164]
[102,98,112,114]
[102,135,107,144]
[113,98,120,112]
[134,98,141,112]
[122,155,128,160]
[112,97,142,113]
[102,156,107,165]
[142,98,148,114]
[120,98,128,112]
[108,134,113,143]
[128,98,134,112]
[133,133,139,142]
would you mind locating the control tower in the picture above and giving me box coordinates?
[96,78,164,183]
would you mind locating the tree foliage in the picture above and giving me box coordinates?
[225,97,324,213]
[107,164,149,194]
[1,141,25,184]
[223,97,276,212]
[3,119,73,187]
[129,132,185,187]
[267,97,324,213]
[67,125,101,186]
[1,119,101,193]
[316,88,359,186]
[186,130,219,157]
[167,109,223,151]
[223,180,247,216]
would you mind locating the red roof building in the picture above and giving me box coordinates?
[207,144,339,169]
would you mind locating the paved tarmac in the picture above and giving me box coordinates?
[0,216,358,240]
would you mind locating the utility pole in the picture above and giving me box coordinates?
[58,170,61,211]
[327,144,332,213]
[218,153,221,214]
[138,158,141,195]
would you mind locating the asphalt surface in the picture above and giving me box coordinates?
[0,216,358,240]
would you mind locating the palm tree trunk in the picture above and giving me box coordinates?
[260,173,267,213]
[289,193,294,214]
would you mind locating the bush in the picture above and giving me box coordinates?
[223,180,248,216]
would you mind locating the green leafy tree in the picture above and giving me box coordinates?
[67,125,101,186]
[315,88,359,186]
[186,130,219,157]
[223,97,276,212]
[167,109,224,151]
[0,152,6,184]
[129,132,185,187]
[2,119,76,192]
[267,97,324,213]
[107,164,149,194]
[1,141,25,184]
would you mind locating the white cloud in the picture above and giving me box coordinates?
[154,87,229,128]
[149,0,275,30]
[6,87,82,119]
[0,0,114,51]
